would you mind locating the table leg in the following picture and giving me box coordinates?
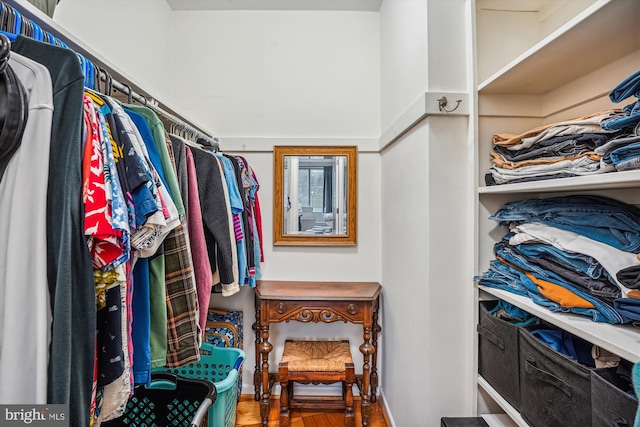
[371,306,381,403]
[259,324,273,425]
[253,299,261,401]
[359,326,374,427]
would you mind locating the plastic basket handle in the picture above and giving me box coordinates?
[150,371,180,387]
[189,396,215,427]
[150,371,217,401]
[234,356,245,371]
[199,341,217,354]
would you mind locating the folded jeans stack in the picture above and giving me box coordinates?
[475,195,640,323]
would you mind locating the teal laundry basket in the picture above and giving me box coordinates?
[154,343,245,427]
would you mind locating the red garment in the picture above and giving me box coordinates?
[82,96,123,269]
[249,167,264,262]
[185,146,213,334]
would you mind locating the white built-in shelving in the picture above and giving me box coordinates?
[474,0,640,424]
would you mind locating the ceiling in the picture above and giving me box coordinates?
[165,0,383,11]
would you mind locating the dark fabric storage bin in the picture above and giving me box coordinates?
[477,300,521,411]
[591,367,638,427]
[441,417,489,427]
[519,326,592,427]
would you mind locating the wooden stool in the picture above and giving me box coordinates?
[278,339,355,427]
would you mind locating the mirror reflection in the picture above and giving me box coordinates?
[273,146,357,246]
[284,155,348,235]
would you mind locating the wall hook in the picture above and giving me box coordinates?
[437,96,462,113]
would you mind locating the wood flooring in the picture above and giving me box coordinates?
[235,395,389,427]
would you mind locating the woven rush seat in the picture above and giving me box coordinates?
[278,339,355,427]
[281,340,353,372]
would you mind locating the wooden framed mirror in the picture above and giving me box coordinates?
[273,146,357,246]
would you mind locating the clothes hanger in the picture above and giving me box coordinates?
[86,59,94,89]
[19,16,29,37]
[93,65,100,91]
[2,6,15,35]
[0,32,10,74]
[12,8,21,36]
[31,21,44,42]
[120,82,133,104]
[104,68,113,95]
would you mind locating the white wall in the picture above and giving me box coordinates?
[380,1,475,426]
[379,0,428,132]
[380,121,430,425]
[165,10,381,139]
[53,0,172,97]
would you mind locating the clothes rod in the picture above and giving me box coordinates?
[4,0,219,149]
[105,75,219,149]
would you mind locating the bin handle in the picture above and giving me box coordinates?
[525,357,572,397]
[610,411,628,426]
[477,324,505,350]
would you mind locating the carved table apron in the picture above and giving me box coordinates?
[253,280,382,426]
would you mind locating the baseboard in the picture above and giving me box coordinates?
[379,388,396,427]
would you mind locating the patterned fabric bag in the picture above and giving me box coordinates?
[205,309,244,399]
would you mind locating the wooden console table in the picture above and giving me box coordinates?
[253,280,382,426]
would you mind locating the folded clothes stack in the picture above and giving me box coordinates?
[475,195,640,324]
[486,69,640,186]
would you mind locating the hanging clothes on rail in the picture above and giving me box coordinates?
[0,48,53,405]
[7,35,96,427]
[0,23,264,427]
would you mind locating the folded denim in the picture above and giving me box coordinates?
[492,133,613,162]
[519,250,620,301]
[491,195,640,252]
[517,122,617,150]
[602,114,640,132]
[597,135,640,169]
[610,140,640,165]
[609,69,640,103]
[613,298,640,321]
[595,133,640,155]
[490,151,601,170]
[484,171,577,186]
[477,256,627,323]
[475,259,529,297]
[488,156,610,185]
[494,239,626,323]
[615,157,640,171]
[492,110,620,147]
[512,239,611,281]
[510,222,639,297]
[616,265,640,291]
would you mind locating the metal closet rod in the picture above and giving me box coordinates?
[3,0,219,149]
[107,76,219,149]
